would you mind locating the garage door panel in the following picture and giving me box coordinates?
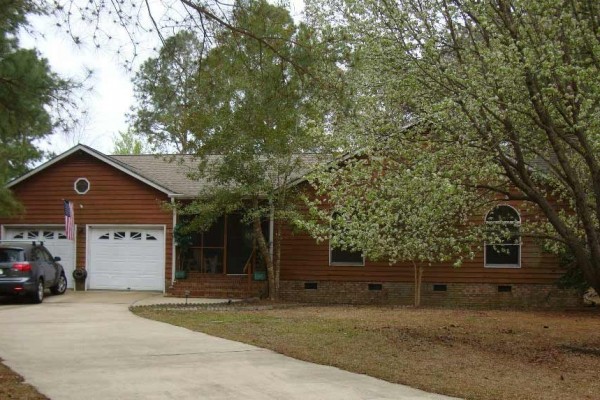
[4,228,75,289]
[89,227,164,291]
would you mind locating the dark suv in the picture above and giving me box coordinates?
[0,241,68,303]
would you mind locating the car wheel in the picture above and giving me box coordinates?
[50,274,67,295]
[31,280,44,304]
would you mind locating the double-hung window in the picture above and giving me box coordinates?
[484,205,521,268]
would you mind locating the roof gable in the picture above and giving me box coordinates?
[7,144,177,196]
[8,144,327,198]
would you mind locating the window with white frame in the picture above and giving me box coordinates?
[329,212,364,266]
[330,245,364,266]
[485,205,521,268]
[74,178,90,194]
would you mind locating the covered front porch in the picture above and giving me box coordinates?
[169,213,269,298]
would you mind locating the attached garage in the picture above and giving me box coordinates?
[2,227,76,289]
[87,226,165,291]
[1,145,184,295]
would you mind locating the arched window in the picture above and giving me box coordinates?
[485,205,521,268]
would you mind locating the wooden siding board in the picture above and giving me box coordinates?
[0,151,174,285]
[279,186,565,286]
[2,152,567,291]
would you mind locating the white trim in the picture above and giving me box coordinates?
[85,224,90,291]
[483,203,521,223]
[484,244,521,269]
[1,223,67,238]
[171,198,177,286]
[74,177,90,194]
[484,204,522,268]
[0,223,78,241]
[86,224,167,292]
[7,144,177,196]
[163,225,167,293]
[2,224,78,291]
[287,122,419,188]
[87,224,168,228]
[168,193,270,200]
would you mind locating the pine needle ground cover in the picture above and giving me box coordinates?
[0,359,48,400]
[132,304,600,400]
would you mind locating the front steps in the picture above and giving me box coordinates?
[168,272,267,299]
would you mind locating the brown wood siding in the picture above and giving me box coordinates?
[280,186,565,285]
[0,150,173,282]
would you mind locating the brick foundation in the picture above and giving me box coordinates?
[279,280,582,308]
[168,272,267,299]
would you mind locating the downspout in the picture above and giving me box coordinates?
[171,197,177,288]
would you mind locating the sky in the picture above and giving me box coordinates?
[20,1,305,156]
[21,16,139,154]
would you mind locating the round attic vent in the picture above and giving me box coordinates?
[74,178,90,194]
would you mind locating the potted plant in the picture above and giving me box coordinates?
[174,222,193,280]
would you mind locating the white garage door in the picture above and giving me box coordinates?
[4,227,76,289]
[88,227,165,291]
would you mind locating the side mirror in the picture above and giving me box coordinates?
[54,256,61,262]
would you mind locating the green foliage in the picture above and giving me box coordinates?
[173,222,193,249]
[130,31,206,154]
[301,138,491,268]
[556,269,589,293]
[131,0,329,221]
[305,0,600,294]
[112,129,149,155]
[130,0,332,299]
[0,0,72,216]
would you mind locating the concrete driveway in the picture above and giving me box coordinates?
[0,291,457,400]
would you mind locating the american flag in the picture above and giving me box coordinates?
[64,200,75,240]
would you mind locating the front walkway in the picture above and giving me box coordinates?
[0,291,457,400]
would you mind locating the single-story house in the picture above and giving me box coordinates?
[0,144,579,307]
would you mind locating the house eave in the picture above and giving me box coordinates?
[6,144,177,197]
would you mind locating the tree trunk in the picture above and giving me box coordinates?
[274,221,282,295]
[573,250,600,297]
[253,215,275,300]
[413,262,424,307]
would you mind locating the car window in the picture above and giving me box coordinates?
[41,248,55,261]
[30,248,40,261]
[31,248,50,262]
[0,249,24,262]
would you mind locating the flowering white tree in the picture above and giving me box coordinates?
[304,0,600,296]
[301,139,495,306]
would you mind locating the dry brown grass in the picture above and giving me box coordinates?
[133,304,600,400]
[0,359,48,400]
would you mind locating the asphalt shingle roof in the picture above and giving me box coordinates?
[110,155,206,197]
[110,153,325,197]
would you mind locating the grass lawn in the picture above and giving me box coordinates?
[0,359,48,400]
[132,303,600,400]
